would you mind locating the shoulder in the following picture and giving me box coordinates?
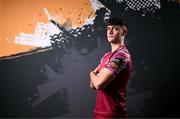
[104,52,111,57]
[100,52,111,64]
[114,47,131,60]
[102,51,111,60]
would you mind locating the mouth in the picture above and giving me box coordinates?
[108,36,114,38]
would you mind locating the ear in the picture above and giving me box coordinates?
[122,26,128,36]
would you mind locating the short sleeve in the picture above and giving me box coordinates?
[105,56,128,74]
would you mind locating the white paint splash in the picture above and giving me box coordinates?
[15,1,110,48]
[15,21,61,47]
[43,8,53,21]
[89,0,106,12]
[15,8,60,47]
[89,0,111,23]
[83,16,96,26]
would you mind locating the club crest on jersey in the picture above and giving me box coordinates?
[111,57,127,69]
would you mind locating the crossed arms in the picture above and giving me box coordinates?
[90,67,117,90]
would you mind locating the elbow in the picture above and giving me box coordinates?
[91,80,106,90]
[95,86,101,90]
[94,84,105,90]
[90,83,95,90]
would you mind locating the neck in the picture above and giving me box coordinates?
[111,41,124,52]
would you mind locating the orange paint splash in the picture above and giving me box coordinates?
[0,0,95,57]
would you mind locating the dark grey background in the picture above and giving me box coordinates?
[0,0,180,118]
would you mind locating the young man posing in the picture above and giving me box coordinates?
[90,17,132,118]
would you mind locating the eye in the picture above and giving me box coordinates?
[107,27,110,30]
[114,27,120,30]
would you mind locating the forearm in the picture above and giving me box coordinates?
[90,68,116,90]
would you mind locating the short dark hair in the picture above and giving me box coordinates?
[106,16,128,27]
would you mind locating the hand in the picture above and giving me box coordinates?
[90,71,96,77]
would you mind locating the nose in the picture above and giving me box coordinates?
[109,29,113,34]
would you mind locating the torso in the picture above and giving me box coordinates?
[94,46,132,118]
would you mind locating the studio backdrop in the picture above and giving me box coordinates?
[0,0,180,118]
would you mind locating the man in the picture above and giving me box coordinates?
[90,17,132,118]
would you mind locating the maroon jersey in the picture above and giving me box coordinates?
[94,46,132,118]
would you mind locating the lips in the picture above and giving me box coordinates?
[108,36,114,38]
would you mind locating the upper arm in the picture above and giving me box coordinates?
[105,55,128,74]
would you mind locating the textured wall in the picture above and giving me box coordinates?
[0,0,180,118]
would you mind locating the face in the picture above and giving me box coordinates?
[107,25,125,43]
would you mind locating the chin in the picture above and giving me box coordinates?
[108,40,113,43]
[108,38,114,42]
[109,40,120,44]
